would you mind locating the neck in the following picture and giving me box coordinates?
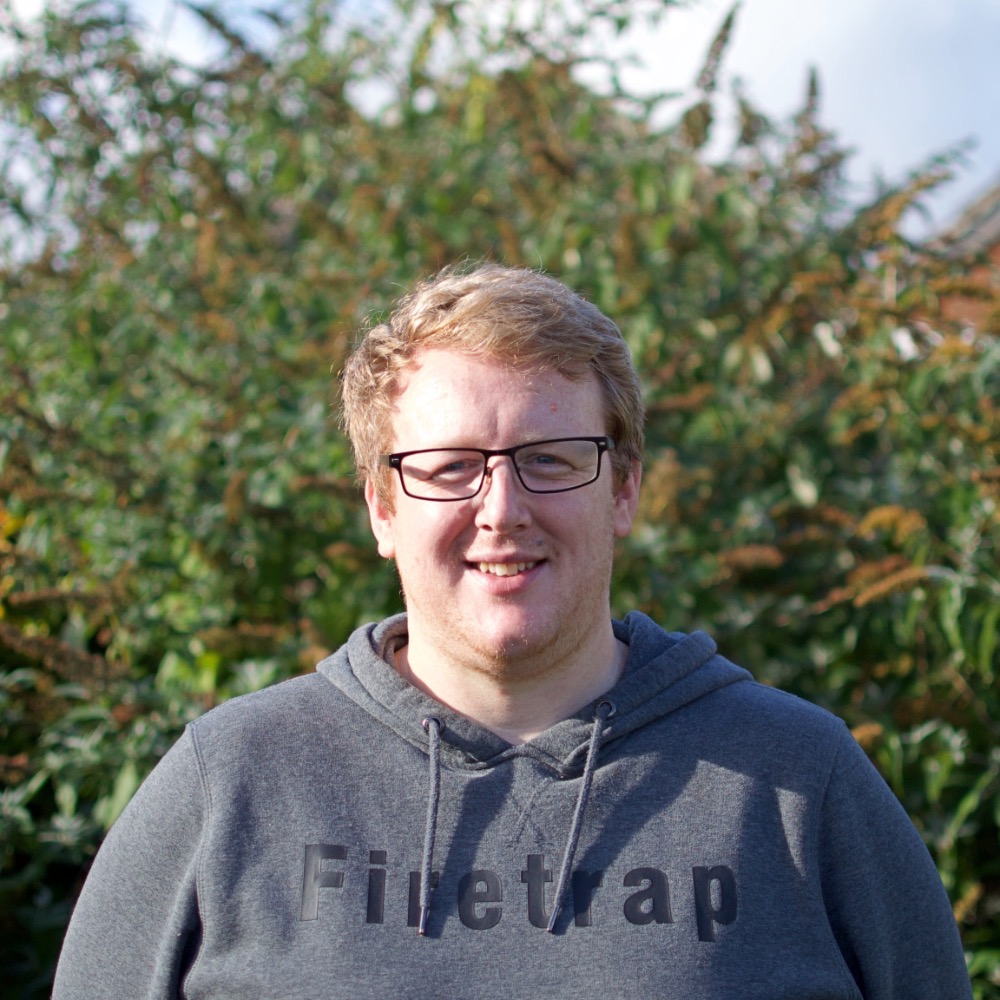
[394,627,627,745]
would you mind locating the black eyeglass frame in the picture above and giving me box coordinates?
[379,436,616,501]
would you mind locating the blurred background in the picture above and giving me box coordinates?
[44,0,999,231]
[1,0,998,995]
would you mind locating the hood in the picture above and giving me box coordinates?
[317,611,751,935]
[318,610,750,778]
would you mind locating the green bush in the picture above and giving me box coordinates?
[1,1,997,995]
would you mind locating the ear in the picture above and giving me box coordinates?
[612,459,642,539]
[364,478,397,559]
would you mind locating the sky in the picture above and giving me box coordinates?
[620,0,1000,232]
[7,0,1000,233]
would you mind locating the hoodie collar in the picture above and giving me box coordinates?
[318,611,751,777]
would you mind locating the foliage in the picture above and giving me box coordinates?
[1,0,998,994]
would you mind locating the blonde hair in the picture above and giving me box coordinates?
[340,263,644,501]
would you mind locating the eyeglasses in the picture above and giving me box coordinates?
[379,436,616,501]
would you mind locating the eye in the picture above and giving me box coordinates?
[520,450,573,470]
[405,451,483,484]
[517,444,587,481]
[430,457,481,481]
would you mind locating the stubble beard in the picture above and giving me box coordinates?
[399,561,615,690]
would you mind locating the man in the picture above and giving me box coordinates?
[54,264,971,998]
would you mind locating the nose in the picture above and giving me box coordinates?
[474,457,531,531]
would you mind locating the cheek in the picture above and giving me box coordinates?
[397,507,469,564]
[539,496,614,552]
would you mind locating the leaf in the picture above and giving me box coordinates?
[93,761,141,831]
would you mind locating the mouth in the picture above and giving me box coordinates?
[474,561,540,578]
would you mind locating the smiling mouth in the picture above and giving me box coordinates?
[476,561,539,577]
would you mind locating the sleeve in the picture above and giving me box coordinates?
[52,728,206,999]
[818,729,972,1000]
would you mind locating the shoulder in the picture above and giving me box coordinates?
[668,675,863,797]
[185,672,341,766]
[192,671,333,724]
[742,678,859,752]
[715,678,848,739]
[182,616,402,760]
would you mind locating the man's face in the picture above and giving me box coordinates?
[365,348,640,678]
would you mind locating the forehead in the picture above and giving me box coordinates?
[387,349,605,448]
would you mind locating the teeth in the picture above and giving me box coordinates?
[477,561,537,577]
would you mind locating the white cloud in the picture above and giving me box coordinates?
[611,0,1000,229]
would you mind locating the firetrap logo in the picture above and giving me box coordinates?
[301,844,737,940]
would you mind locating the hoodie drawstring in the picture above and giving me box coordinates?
[546,698,614,933]
[418,716,442,936]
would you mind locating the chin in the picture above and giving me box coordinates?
[471,623,556,667]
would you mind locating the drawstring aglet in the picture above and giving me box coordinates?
[545,903,562,934]
[418,905,431,936]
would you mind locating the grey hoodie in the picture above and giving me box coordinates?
[52,612,971,998]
